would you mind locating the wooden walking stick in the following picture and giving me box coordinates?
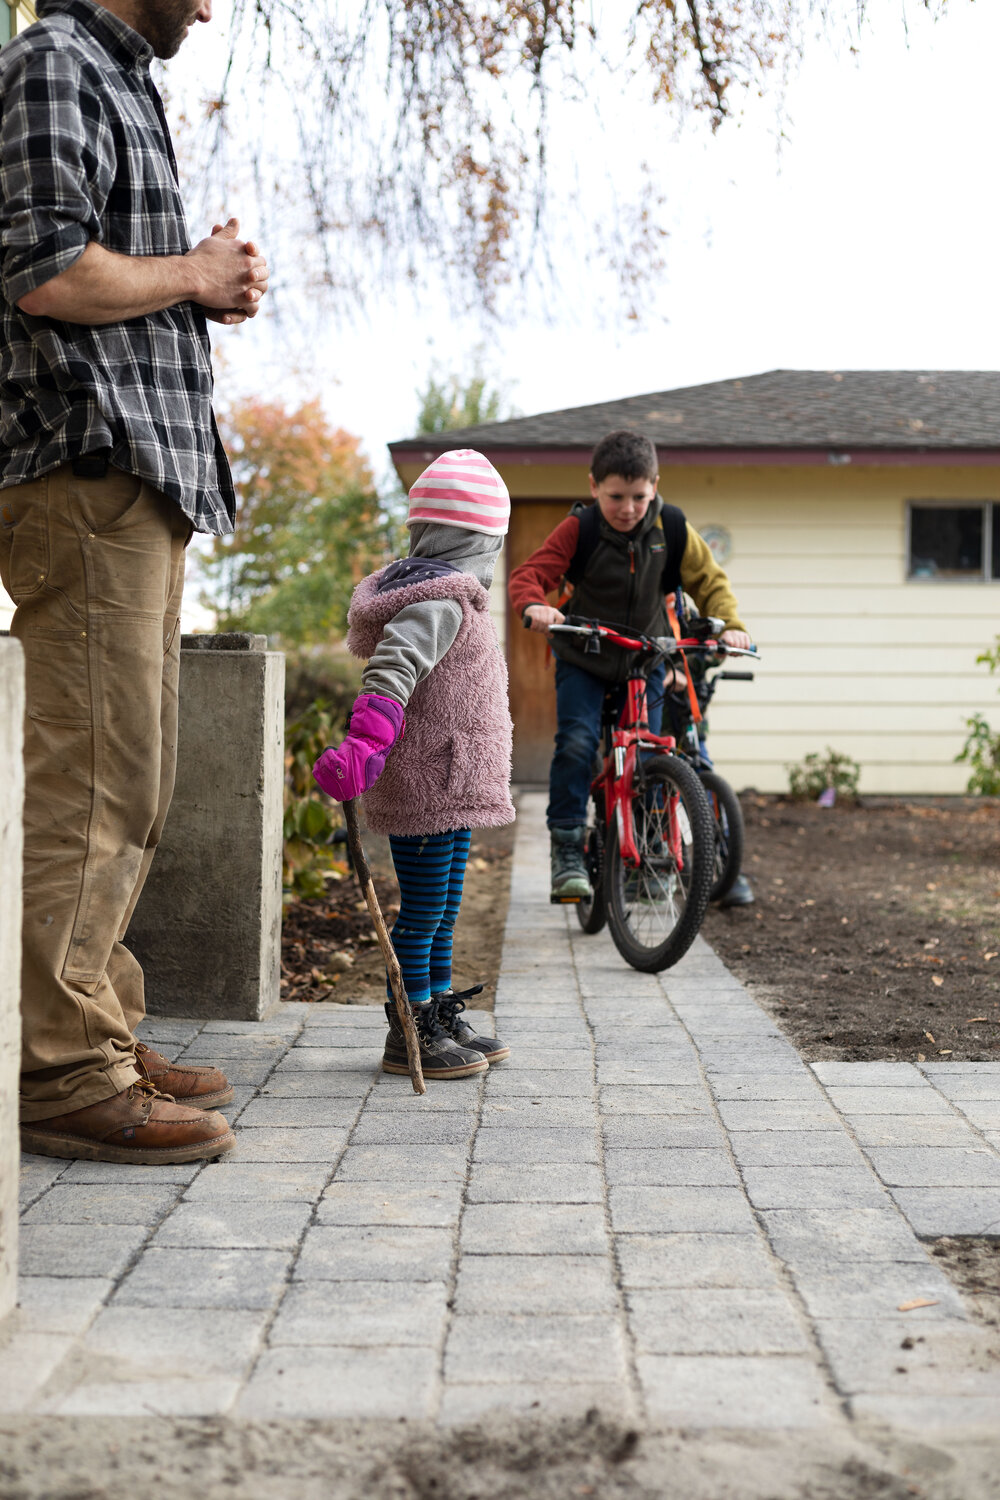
[342,798,425,1095]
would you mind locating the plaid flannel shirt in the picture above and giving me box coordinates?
[0,0,235,533]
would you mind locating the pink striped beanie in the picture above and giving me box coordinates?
[406,449,510,536]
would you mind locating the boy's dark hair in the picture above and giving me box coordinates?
[590,429,659,485]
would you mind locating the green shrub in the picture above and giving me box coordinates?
[283,699,349,901]
[283,644,362,721]
[956,636,1000,795]
[786,747,861,802]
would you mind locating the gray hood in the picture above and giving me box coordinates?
[408,521,503,590]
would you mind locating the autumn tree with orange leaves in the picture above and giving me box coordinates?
[201,398,402,644]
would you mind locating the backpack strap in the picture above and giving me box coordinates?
[563,498,689,596]
[564,501,601,587]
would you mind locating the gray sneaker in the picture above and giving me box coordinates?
[550,826,593,902]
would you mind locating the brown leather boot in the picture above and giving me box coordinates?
[20,1082,235,1164]
[135,1042,234,1109]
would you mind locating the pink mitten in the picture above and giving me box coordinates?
[312,693,405,802]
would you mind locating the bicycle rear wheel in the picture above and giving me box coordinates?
[605,753,714,972]
[701,770,745,903]
[576,808,607,935]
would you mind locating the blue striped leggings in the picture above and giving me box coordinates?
[387,829,472,1004]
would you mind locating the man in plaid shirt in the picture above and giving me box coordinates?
[0,0,269,1164]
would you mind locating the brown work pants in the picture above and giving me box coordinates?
[0,464,189,1120]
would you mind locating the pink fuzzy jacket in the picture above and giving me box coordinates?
[346,568,515,836]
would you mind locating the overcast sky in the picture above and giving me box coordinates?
[187,0,998,474]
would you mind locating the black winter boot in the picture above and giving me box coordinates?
[433,986,511,1064]
[382,1001,488,1080]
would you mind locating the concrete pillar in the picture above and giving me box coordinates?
[0,636,24,1326]
[125,634,285,1021]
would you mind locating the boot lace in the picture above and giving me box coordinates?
[435,984,485,1029]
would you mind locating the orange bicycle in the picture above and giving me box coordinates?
[548,617,716,972]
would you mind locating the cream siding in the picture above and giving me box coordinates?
[671,463,1000,795]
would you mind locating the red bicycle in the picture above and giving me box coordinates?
[548,617,717,972]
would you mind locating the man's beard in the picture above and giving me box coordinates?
[132,0,199,59]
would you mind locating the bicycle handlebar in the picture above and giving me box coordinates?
[542,617,758,661]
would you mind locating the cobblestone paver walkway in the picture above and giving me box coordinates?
[6,793,1000,1430]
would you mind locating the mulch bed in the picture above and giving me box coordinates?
[281,834,513,1006]
[702,795,1000,1062]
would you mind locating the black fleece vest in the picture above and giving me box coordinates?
[552,497,688,684]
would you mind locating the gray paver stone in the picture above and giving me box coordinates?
[183,1163,331,1201]
[598,1086,710,1116]
[609,1186,758,1235]
[788,1263,966,1323]
[473,1127,598,1165]
[708,1074,826,1102]
[259,1071,375,1098]
[269,1280,448,1346]
[295,1225,454,1282]
[445,1313,627,1384]
[317,1180,464,1227]
[81,1305,265,1377]
[239,1347,439,1419]
[865,1146,1000,1189]
[19,1224,148,1280]
[627,1288,809,1355]
[600,1115,727,1149]
[454,1255,618,1315]
[824,1087,954,1116]
[465,1163,604,1205]
[714,1101,839,1132]
[727,1132,861,1167]
[616,1232,779,1290]
[225,1127,349,1163]
[152,1200,312,1250]
[114,1247,293,1309]
[741,1167,890,1211]
[20,1185,180,1225]
[14,1276,113,1336]
[888,1187,1000,1238]
[461,1202,609,1255]
[636,1354,830,1428]
[848,1115,987,1149]
[603,1148,738,1187]
[761,1209,930,1268]
[235,1096,361,1128]
[334,1145,468,1182]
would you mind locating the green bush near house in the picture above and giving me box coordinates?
[956,636,1000,795]
[786,747,861,802]
[284,699,352,901]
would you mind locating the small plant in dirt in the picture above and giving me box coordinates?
[284,700,349,901]
[956,636,1000,795]
[786,747,861,802]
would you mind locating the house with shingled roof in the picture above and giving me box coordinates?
[390,370,1000,794]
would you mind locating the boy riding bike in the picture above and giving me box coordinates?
[508,428,752,902]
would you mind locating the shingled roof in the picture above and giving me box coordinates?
[389,370,1000,455]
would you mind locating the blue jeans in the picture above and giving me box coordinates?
[547,659,666,828]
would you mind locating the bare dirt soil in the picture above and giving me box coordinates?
[281,825,514,1011]
[2,1412,1000,1500]
[702,796,1000,1062]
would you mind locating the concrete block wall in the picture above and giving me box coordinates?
[0,636,24,1325]
[125,635,285,1022]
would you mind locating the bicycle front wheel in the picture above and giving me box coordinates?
[605,753,714,972]
[701,770,745,903]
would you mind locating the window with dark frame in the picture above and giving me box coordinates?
[907,502,1000,581]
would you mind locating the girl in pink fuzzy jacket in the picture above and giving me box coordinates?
[313,449,515,1080]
